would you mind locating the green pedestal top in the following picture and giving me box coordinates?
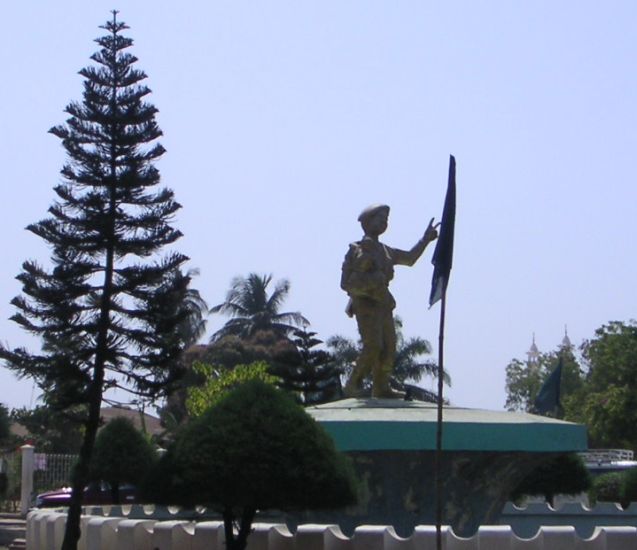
[306,399,587,452]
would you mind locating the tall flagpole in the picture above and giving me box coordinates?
[429,155,456,550]
[435,291,446,550]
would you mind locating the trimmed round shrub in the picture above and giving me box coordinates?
[511,453,591,503]
[590,472,625,505]
[90,417,155,504]
[144,380,358,550]
[621,467,637,504]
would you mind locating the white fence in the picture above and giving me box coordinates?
[17,444,77,516]
[27,510,637,550]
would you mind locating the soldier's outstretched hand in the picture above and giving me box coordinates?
[423,217,440,243]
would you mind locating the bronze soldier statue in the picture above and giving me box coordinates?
[341,205,438,398]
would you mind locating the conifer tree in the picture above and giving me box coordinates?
[0,12,195,550]
[270,329,343,405]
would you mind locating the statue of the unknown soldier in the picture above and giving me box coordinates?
[340,205,438,398]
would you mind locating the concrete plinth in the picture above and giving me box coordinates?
[297,398,588,536]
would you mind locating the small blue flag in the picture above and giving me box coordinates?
[534,357,563,415]
[429,155,456,306]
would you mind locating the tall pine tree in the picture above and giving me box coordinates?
[0,12,195,550]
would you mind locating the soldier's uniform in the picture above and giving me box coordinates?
[341,206,428,398]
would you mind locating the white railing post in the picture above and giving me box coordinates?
[20,444,35,516]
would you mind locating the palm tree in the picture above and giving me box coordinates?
[209,273,308,342]
[172,269,209,348]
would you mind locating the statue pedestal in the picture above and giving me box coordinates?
[298,398,587,536]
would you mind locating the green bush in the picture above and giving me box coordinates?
[145,380,357,550]
[621,467,637,504]
[590,472,625,505]
[510,453,591,504]
[90,417,156,504]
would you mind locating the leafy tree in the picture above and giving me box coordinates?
[185,361,279,417]
[160,330,298,425]
[327,318,448,401]
[269,329,342,405]
[0,13,196,550]
[569,321,637,449]
[210,274,308,342]
[145,380,358,550]
[510,453,591,504]
[504,346,584,415]
[10,405,85,453]
[206,329,299,369]
[89,417,155,503]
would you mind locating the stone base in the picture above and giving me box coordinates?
[289,448,559,537]
[298,398,588,536]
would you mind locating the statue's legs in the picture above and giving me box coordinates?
[345,302,397,398]
[371,309,397,398]
[344,311,377,396]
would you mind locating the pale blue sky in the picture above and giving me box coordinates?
[1,2,636,412]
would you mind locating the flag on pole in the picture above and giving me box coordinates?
[429,155,456,306]
[533,357,563,415]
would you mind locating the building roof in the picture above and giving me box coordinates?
[99,406,162,436]
[10,406,163,440]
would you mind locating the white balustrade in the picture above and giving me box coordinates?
[25,511,637,550]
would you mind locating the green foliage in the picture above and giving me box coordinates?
[11,405,85,453]
[621,468,637,503]
[587,468,637,507]
[210,273,308,342]
[0,16,194,411]
[574,321,637,449]
[0,14,199,549]
[160,331,299,426]
[147,380,357,550]
[505,347,583,415]
[89,417,155,504]
[269,329,342,405]
[185,361,279,417]
[622,468,637,503]
[510,453,591,503]
[506,321,637,449]
[590,472,625,505]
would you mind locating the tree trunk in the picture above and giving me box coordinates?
[110,482,120,505]
[222,507,255,550]
[236,508,256,550]
[222,508,237,550]
[61,191,116,550]
[59,367,105,550]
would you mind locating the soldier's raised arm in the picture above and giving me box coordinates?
[391,217,439,266]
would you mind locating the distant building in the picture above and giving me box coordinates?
[10,405,162,443]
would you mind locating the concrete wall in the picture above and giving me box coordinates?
[27,509,637,550]
[500,501,637,538]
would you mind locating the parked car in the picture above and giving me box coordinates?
[35,481,138,507]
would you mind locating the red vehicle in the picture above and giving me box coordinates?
[35,482,138,507]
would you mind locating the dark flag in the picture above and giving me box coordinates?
[534,357,563,415]
[429,155,456,306]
